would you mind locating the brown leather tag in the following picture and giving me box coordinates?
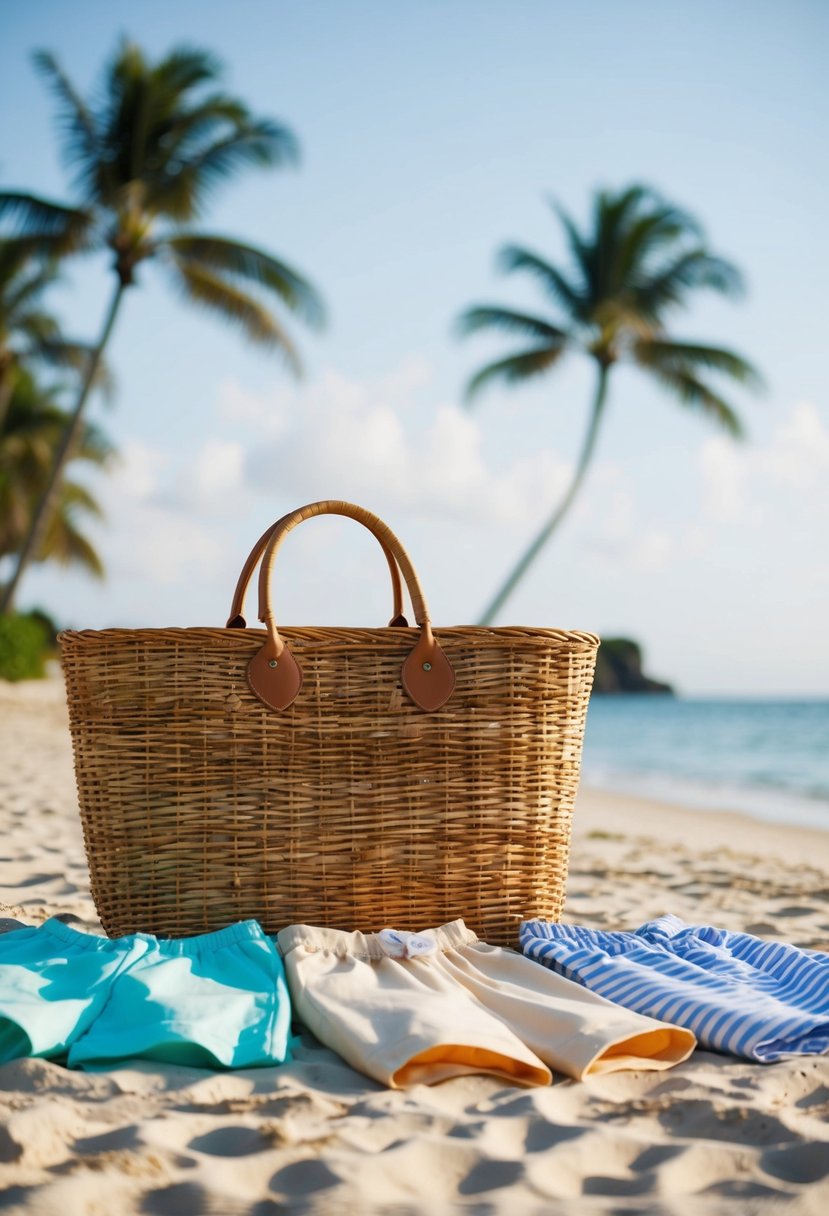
[247,642,303,711]
[401,633,455,711]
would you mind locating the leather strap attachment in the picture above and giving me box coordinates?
[401,622,456,711]
[246,501,455,713]
[246,630,303,711]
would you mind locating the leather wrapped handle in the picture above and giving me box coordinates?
[227,514,409,629]
[247,500,455,713]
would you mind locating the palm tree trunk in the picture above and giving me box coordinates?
[0,281,126,615]
[477,362,611,625]
[0,349,14,434]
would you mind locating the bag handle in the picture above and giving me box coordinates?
[226,515,409,629]
[247,500,455,713]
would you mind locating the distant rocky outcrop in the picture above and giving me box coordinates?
[592,637,674,695]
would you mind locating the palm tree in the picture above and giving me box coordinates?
[0,237,110,431]
[0,40,325,613]
[456,185,763,624]
[1,367,111,577]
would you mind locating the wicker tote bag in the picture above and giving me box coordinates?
[59,500,599,945]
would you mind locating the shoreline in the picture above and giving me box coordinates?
[576,783,829,872]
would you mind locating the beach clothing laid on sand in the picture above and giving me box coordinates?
[277,918,696,1088]
[0,917,292,1069]
[520,914,829,1062]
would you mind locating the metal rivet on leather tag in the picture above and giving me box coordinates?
[422,662,432,671]
[269,660,278,668]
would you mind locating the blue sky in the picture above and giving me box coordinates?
[2,0,828,693]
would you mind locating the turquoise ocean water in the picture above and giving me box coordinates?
[580,698,829,831]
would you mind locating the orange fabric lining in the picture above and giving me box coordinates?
[393,1043,551,1088]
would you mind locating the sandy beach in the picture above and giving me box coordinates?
[1,676,827,1215]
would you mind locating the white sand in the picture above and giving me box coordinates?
[1,677,828,1215]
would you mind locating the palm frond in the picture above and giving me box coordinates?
[32,50,102,201]
[643,364,746,437]
[72,418,114,464]
[39,500,105,576]
[583,186,705,306]
[496,245,585,319]
[634,338,764,390]
[98,41,151,198]
[55,479,105,514]
[594,187,664,299]
[0,367,110,566]
[455,305,568,345]
[604,185,700,244]
[0,193,94,253]
[617,205,704,284]
[0,237,57,286]
[464,345,567,404]
[145,120,299,220]
[546,197,593,298]
[35,339,116,400]
[634,249,745,317]
[15,311,61,345]
[2,263,59,314]
[168,260,302,372]
[105,38,147,115]
[163,235,325,327]
[156,93,250,157]
[152,46,222,94]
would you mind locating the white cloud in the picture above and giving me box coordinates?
[575,401,829,575]
[375,354,432,401]
[700,401,829,524]
[109,504,227,585]
[756,401,829,491]
[699,435,753,522]
[183,439,246,505]
[578,464,663,567]
[228,368,573,526]
[102,377,829,613]
[87,364,581,596]
[216,378,290,433]
[91,437,234,588]
[630,527,672,571]
[111,438,169,501]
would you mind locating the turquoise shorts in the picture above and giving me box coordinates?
[0,917,291,1070]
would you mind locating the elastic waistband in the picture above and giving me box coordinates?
[41,917,122,951]
[277,919,478,959]
[149,919,269,955]
[41,916,268,955]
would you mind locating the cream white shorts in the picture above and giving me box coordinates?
[277,919,696,1088]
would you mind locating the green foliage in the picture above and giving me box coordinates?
[0,365,110,572]
[459,183,763,419]
[0,40,325,360]
[0,611,52,680]
[457,183,765,622]
[0,36,327,615]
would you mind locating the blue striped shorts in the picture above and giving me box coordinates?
[0,917,292,1070]
[520,914,829,1062]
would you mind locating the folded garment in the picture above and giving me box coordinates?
[0,917,292,1069]
[520,914,829,1062]
[277,919,695,1088]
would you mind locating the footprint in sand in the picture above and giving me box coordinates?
[269,1158,342,1198]
[189,1126,271,1158]
[458,1158,525,1195]
[762,1142,829,1185]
